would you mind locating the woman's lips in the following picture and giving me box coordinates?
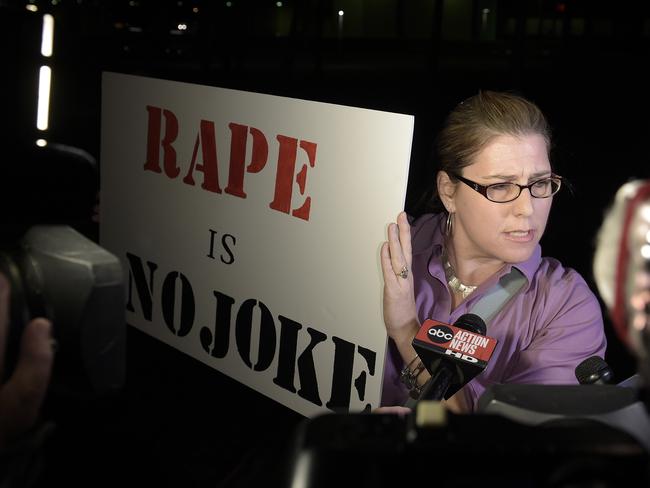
[504,230,534,242]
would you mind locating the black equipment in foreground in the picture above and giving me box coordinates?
[286,356,650,487]
[477,383,650,451]
[478,358,650,451]
[286,406,649,487]
[0,225,125,396]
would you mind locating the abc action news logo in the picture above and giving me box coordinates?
[415,319,497,363]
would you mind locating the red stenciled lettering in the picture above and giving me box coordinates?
[143,108,317,221]
[224,123,269,198]
[269,135,317,221]
[144,105,179,177]
[269,135,297,214]
[292,140,316,221]
[182,120,222,193]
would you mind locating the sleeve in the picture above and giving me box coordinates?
[504,269,607,385]
[380,339,410,406]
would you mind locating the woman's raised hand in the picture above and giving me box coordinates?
[380,211,419,347]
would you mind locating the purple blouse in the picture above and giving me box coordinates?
[381,213,607,411]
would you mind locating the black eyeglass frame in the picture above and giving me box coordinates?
[449,172,563,203]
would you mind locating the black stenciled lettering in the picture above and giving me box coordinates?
[325,336,356,412]
[161,271,195,337]
[297,327,327,407]
[325,339,377,412]
[355,345,376,412]
[235,299,276,372]
[125,252,159,321]
[200,290,236,359]
[273,315,303,393]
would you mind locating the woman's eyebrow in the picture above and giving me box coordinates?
[485,171,552,182]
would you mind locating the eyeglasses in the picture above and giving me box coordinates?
[450,172,563,203]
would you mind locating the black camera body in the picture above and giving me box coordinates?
[0,225,125,396]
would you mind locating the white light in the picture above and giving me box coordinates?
[41,14,54,57]
[641,244,650,260]
[177,23,187,30]
[338,10,344,16]
[482,8,490,14]
[641,205,650,223]
[276,1,283,6]
[36,139,48,147]
[37,65,52,131]
[226,1,232,6]
[26,4,38,12]
[192,7,199,13]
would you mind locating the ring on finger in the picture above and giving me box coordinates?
[396,265,408,279]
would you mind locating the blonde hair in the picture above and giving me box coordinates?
[437,90,551,174]
[422,91,552,212]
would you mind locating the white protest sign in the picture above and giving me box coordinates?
[100,72,413,417]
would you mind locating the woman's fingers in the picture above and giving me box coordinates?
[381,213,418,343]
[386,212,411,280]
[388,223,404,273]
[380,242,398,285]
[397,211,412,269]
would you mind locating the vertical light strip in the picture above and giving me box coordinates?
[37,13,54,137]
[41,14,54,57]
[37,65,52,131]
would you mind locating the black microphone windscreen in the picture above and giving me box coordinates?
[575,356,615,385]
[454,313,487,335]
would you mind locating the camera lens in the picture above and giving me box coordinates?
[0,226,125,396]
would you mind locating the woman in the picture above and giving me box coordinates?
[380,90,606,413]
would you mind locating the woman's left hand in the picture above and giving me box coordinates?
[380,211,419,347]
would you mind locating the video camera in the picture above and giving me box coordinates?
[0,224,125,397]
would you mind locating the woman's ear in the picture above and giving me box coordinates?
[437,170,456,213]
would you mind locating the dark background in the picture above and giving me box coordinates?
[2,0,649,486]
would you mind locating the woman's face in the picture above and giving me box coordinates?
[450,133,554,264]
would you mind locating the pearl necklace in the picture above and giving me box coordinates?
[442,250,477,300]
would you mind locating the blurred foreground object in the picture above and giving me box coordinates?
[593,179,650,389]
[0,225,125,397]
[287,408,648,487]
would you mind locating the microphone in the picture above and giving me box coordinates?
[575,356,615,385]
[412,313,497,401]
